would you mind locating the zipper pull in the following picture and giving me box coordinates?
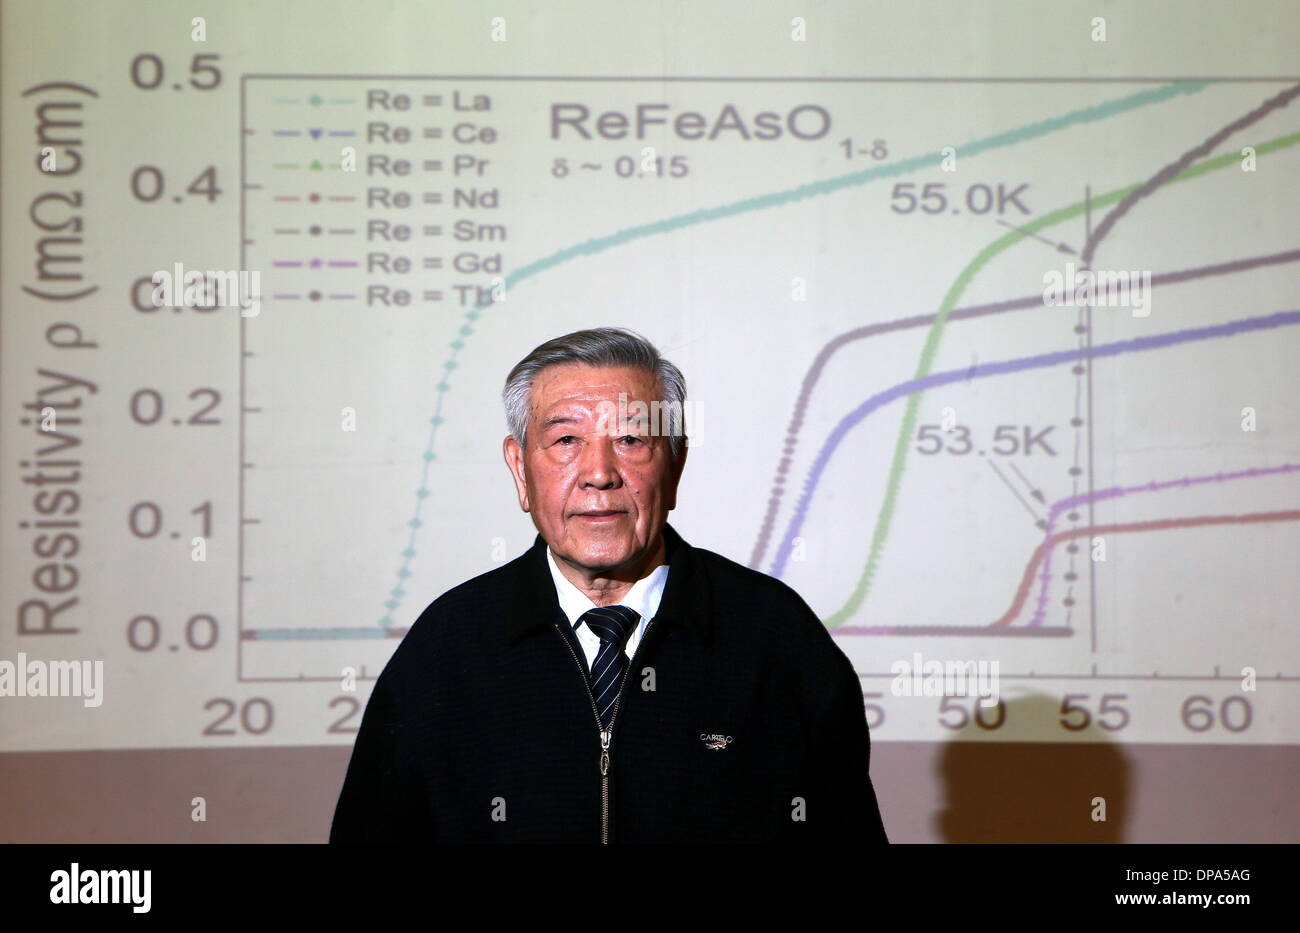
[600,729,610,775]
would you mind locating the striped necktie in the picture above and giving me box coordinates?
[578,605,641,729]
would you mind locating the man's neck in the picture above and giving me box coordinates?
[552,530,666,607]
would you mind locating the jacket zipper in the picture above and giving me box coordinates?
[553,617,657,844]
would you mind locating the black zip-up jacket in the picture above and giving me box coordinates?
[329,521,888,843]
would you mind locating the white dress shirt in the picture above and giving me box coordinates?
[546,545,670,673]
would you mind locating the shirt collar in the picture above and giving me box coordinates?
[504,522,713,647]
[546,545,669,629]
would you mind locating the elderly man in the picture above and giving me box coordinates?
[330,326,887,843]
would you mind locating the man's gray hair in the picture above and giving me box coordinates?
[503,326,688,457]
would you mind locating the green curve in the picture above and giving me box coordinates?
[826,127,1300,627]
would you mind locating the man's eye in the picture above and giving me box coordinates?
[557,436,576,444]
[621,435,642,444]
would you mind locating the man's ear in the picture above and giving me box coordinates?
[503,435,531,512]
[665,442,688,511]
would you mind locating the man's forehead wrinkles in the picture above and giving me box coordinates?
[546,386,633,405]
[537,405,597,423]
[539,407,650,422]
[536,395,636,418]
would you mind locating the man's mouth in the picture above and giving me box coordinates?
[576,510,625,521]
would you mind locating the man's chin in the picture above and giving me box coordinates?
[560,536,633,572]
[568,548,628,572]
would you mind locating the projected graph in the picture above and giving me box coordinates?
[4,72,1297,750]
[234,74,1298,739]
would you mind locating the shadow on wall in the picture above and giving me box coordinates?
[934,692,1131,843]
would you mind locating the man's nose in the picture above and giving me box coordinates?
[577,433,621,486]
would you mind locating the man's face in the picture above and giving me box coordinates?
[503,362,686,575]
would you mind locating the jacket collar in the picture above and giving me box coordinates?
[504,521,712,647]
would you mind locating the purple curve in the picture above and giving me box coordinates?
[771,309,1300,578]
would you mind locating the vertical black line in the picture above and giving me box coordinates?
[1084,184,1098,655]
